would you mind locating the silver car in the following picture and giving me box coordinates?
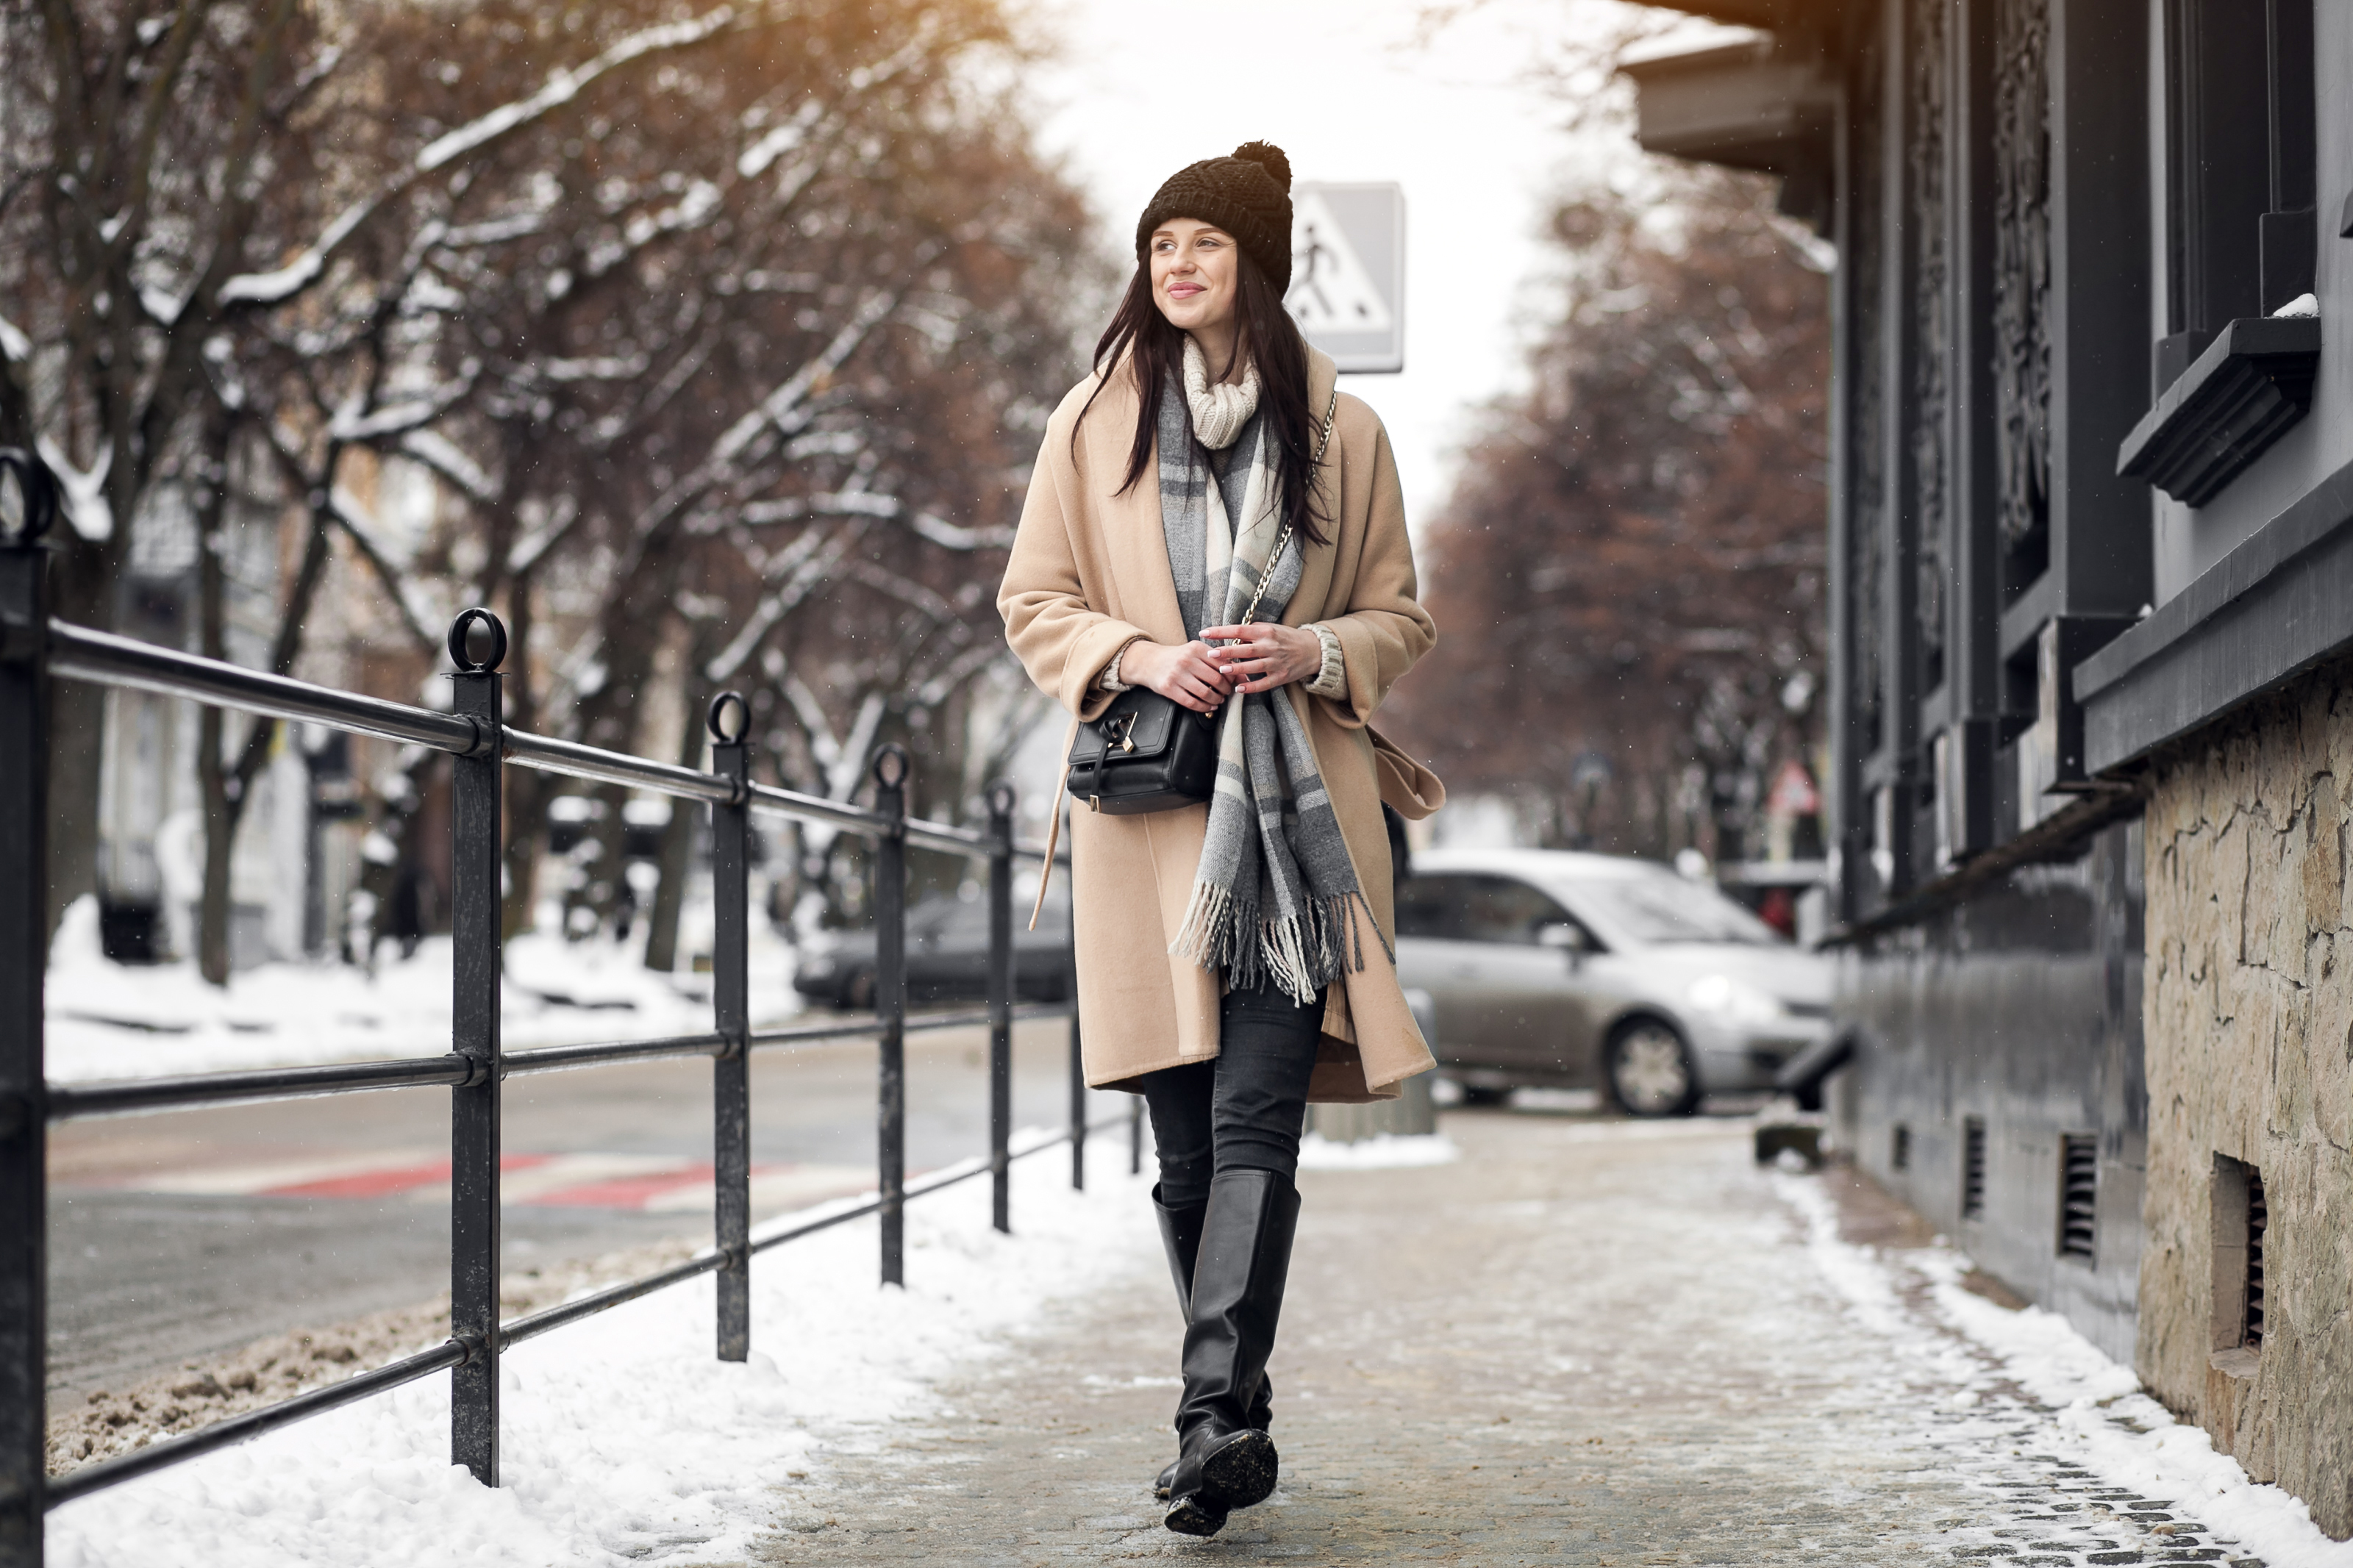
[1393,848,1832,1116]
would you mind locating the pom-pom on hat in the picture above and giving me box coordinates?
[1135,141,1296,295]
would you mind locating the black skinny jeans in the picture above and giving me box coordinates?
[1138,981,1327,1208]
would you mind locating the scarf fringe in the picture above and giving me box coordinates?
[1170,885,1390,1006]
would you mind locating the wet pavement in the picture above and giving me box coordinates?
[748,1110,2269,1567]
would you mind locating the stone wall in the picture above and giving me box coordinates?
[2140,672,2353,1539]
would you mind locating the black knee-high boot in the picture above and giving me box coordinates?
[1151,1186,1274,1500]
[1163,1168,1300,1537]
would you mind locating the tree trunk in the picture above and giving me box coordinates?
[499,568,543,939]
[43,548,117,945]
[642,696,707,973]
[196,712,239,984]
[196,518,241,986]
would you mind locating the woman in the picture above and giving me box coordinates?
[999,141,1443,1538]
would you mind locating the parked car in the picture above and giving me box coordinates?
[792,881,1074,1009]
[1393,848,1832,1116]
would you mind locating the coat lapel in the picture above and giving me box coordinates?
[1083,360,1189,645]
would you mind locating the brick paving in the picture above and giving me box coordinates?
[748,1110,2268,1567]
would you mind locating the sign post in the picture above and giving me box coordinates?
[1285,182,1405,373]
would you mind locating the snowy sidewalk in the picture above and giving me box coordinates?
[45,1110,2353,1567]
[747,1113,2347,1568]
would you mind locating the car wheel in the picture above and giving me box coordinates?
[843,970,875,1012]
[1606,1018,1698,1117]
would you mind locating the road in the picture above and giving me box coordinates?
[46,1014,1130,1401]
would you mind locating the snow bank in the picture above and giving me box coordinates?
[1779,1173,2353,1568]
[1295,1131,1460,1170]
[47,1151,1157,1567]
[43,899,803,1084]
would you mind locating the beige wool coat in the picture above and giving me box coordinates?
[999,346,1444,1103]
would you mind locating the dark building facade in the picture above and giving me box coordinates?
[1629,0,2348,1536]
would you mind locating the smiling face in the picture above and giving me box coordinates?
[1149,217,1240,341]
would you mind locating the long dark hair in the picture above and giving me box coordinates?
[1075,248,1330,548]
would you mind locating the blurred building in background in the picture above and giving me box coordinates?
[90,461,423,970]
[1630,0,2349,1537]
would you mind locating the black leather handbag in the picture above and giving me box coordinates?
[1060,387,1338,820]
[1065,687,1220,815]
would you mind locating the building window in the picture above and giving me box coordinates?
[2158,0,2316,388]
[1892,1123,1911,1172]
[2211,1154,2269,1370]
[2057,1133,2098,1261]
[1961,1117,1988,1220]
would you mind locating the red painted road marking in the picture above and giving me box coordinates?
[85,1151,884,1211]
[266,1153,554,1200]
[529,1164,720,1209]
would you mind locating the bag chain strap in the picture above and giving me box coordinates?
[1235,386,1340,631]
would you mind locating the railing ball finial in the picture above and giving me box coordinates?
[0,446,60,546]
[871,741,910,792]
[707,689,749,745]
[987,779,1016,819]
[446,607,508,674]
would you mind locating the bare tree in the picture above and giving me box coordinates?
[1386,165,1831,860]
[3,0,1097,972]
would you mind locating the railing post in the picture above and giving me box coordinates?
[445,609,505,1486]
[707,693,751,1361]
[871,745,909,1286]
[986,782,1014,1234]
[0,448,59,1568]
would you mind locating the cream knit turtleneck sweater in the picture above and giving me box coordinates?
[1181,335,1260,450]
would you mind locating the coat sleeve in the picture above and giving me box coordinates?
[998,405,1152,722]
[1318,414,1436,731]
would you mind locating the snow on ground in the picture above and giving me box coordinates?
[1295,1131,1460,1170]
[42,896,804,1084]
[1779,1171,2353,1568]
[46,1144,1159,1568]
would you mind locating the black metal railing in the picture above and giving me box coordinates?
[0,465,1137,1563]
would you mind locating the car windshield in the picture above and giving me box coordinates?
[1557,867,1785,947]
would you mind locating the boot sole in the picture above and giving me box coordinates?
[1163,1493,1229,1536]
[1199,1428,1279,1510]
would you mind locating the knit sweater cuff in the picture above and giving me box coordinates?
[1304,623,1347,700]
[1097,645,1132,692]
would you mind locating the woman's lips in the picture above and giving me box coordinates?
[1165,282,1204,298]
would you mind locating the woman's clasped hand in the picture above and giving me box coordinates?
[1202,622,1322,694]
[1125,623,1323,712]
[1120,638,1231,712]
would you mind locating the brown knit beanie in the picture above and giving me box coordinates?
[1134,141,1295,294]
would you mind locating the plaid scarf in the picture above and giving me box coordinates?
[1158,380,1382,1002]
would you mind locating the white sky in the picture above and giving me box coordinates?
[1026,0,1649,523]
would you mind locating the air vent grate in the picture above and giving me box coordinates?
[1961,1117,1987,1220]
[1892,1123,1911,1172]
[2058,1133,2098,1260]
[2246,1169,2268,1347]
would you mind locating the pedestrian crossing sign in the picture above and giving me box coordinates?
[1286,183,1404,373]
